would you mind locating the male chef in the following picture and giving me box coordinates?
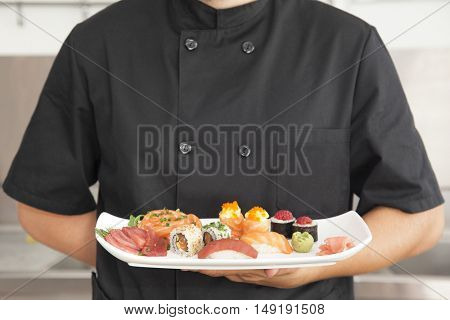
[3,0,444,299]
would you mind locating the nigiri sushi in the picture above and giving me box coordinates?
[240,231,293,254]
[198,239,258,259]
[242,206,270,234]
[219,201,244,238]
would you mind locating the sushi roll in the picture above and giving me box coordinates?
[270,210,295,238]
[240,231,293,254]
[202,222,231,245]
[219,201,244,238]
[198,239,258,259]
[292,216,318,242]
[169,224,203,257]
[242,206,270,234]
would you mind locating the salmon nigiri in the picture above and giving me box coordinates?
[240,231,293,254]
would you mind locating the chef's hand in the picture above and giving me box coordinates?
[189,268,318,289]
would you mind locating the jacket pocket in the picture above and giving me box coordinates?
[91,271,110,300]
[275,128,350,218]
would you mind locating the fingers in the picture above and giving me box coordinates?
[225,275,244,283]
[264,269,280,278]
[196,269,267,278]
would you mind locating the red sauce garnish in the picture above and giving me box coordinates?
[296,216,313,225]
[273,210,294,221]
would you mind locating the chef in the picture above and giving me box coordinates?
[3,0,445,299]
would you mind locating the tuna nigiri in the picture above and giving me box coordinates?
[198,239,258,259]
[240,231,293,254]
[138,209,201,239]
[317,236,354,256]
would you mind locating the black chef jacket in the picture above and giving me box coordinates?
[3,0,444,300]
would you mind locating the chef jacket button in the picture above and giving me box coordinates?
[179,142,192,155]
[185,38,198,51]
[242,41,255,54]
[239,145,251,158]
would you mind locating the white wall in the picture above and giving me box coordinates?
[1,0,450,54]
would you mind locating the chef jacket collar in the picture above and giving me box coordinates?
[172,0,269,29]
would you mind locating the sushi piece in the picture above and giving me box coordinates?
[240,231,293,254]
[104,233,140,255]
[317,236,354,256]
[138,208,202,239]
[292,216,318,242]
[122,226,148,249]
[141,228,168,257]
[242,206,270,234]
[291,231,314,253]
[219,201,244,238]
[169,224,203,257]
[198,239,258,259]
[202,221,231,245]
[270,210,295,238]
[108,229,140,251]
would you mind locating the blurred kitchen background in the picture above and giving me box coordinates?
[0,0,449,299]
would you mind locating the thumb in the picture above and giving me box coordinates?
[264,269,280,278]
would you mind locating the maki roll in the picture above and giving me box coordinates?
[270,210,295,238]
[202,221,231,245]
[292,216,318,242]
[169,224,203,257]
[242,206,270,234]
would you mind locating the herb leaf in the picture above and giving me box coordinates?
[95,228,109,238]
[128,214,145,227]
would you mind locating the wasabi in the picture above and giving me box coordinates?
[291,231,314,253]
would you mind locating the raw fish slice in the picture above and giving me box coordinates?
[123,226,147,238]
[105,234,139,254]
[109,229,139,250]
[141,229,168,257]
[198,239,258,259]
[242,219,270,234]
[240,232,293,254]
[122,227,147,249]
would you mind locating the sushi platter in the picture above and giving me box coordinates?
[95,202,372,270]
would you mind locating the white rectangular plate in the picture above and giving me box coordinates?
[95,211,372,270]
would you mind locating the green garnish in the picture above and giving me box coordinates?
[165,223,170,227]
[95,228,109,238]
[202,221,229,232]
[128,214,145,227]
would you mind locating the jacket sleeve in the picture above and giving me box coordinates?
[350,27,444,214]
[2,27,100,215]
